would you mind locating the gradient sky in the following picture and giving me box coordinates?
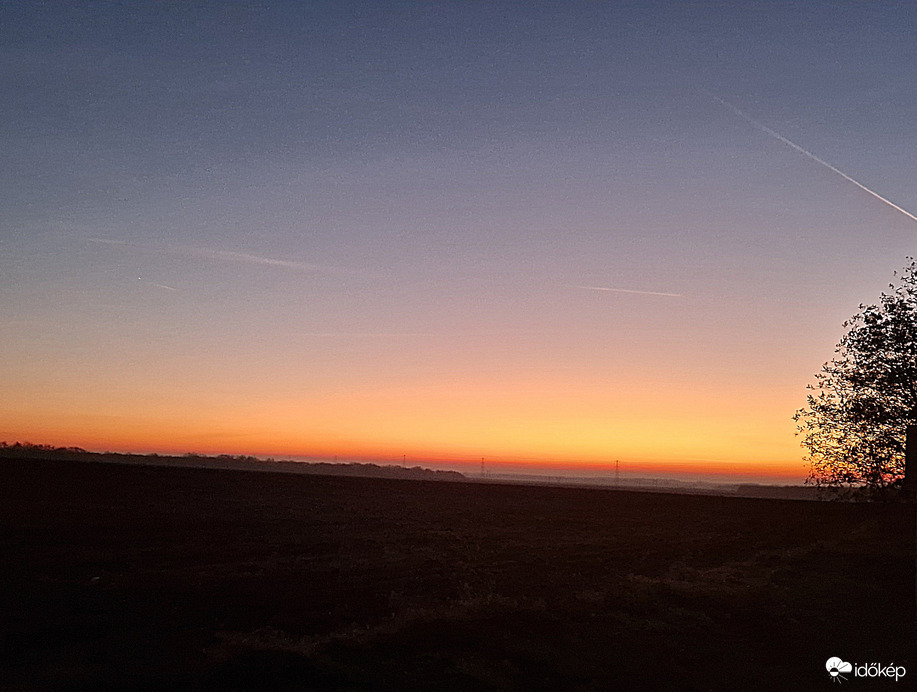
[3,1,916,481]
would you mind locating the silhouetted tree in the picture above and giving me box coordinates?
[794,260,917,498]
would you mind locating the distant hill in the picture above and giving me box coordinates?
[475,473,819,500]
[0,442,466,483]
[730,484,822,500]
[0,443,818,499]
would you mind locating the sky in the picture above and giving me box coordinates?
[3,1,917,482]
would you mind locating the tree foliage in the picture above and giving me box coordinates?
[794,260,917,497]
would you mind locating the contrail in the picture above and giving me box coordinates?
[573,285,683,298]
[303,332,434,338]
[138,277,178,292]
[87,238,129,246]
[712,94,917,224]
[87,238,374,277]
[183,246,339,273]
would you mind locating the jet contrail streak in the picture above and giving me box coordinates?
[712,95,917,224]
[573,285,683,297]
[184,247,336,273]
[87,238,374,277]
[87,237,129,246]
[138,277,179,292]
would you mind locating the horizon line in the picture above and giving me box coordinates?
[0,439,806,482]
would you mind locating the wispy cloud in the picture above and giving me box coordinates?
[87,238,373,278]
[572,285,683,298]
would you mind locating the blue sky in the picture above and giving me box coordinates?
[3,1,916,479]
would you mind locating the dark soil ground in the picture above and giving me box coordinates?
[0,458,913,690]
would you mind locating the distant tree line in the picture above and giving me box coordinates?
[0,442,466,482]
[1,441,87,452]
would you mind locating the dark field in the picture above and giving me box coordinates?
[1,460,913,691]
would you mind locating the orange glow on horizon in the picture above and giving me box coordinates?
[1,369,808,482]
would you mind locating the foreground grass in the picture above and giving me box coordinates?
[0,459,912,690]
